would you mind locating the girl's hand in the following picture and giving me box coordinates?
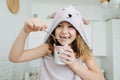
[23,18,47,34]
[59,46,76,64]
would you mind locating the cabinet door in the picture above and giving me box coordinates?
[113,38,120,80]
[112,19,120,38]
[83,23,92,50]
[112,19,120,80]
[92,22,106,56]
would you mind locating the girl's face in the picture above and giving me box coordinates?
[55,21,77,46]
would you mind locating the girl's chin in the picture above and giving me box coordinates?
[59,42,69,46]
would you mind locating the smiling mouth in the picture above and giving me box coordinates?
[59,36,70,41]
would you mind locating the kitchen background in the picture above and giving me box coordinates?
[0,0,120,80]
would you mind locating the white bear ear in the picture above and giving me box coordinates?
[47,12,57,19]
[82,18,89,25]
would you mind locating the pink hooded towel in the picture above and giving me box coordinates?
[44,5,90,48]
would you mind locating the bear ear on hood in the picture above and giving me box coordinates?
[47,12,57,19]
[82,18,89,25]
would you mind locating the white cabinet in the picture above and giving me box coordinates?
[83,21,106,56]
[92,21,107,56]
[101,19,120,80]
[83,23,92,50]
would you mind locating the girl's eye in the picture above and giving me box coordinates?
[68,26,74,29]
[68,26,73,28]
[56,24,74,29]
[57,25,62,27]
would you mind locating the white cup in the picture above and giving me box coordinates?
[54,45,66,65]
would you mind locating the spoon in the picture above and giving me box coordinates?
[44,30,59,44]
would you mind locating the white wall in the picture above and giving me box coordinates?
[32,1,103,21]
[0,0,32,56]
[0,0,32,80]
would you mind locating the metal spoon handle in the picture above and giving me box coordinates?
[44,30,57,44]
[44,30,56,39]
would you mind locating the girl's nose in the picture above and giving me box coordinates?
[61,26,68,34]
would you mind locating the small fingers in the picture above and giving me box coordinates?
[25,18,47,31]
[33,18,47,31]
[59,50,75,64]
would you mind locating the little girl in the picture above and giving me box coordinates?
[9,6,105,80]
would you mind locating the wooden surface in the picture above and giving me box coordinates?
[6,0,19,14]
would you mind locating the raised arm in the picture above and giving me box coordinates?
[9,18,49,63]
